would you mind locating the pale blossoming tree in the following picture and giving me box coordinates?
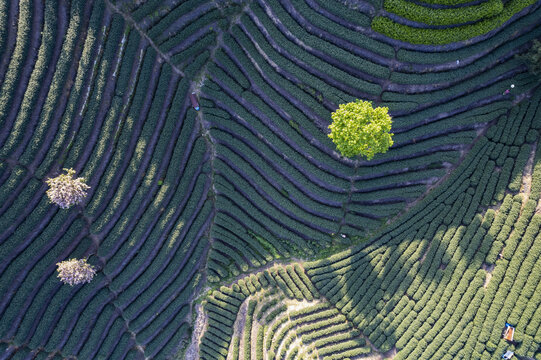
[56,258,96,286]
[46,168,90,209]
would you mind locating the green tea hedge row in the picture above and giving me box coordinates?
[296,0,394,57]
[215,191,310,261]
[513,97,541,146]
[251,0,390,81]
[493,158,514,202]
[372,0,537,45]
[146,0,209,40]
[214,49,250,89]
[222,25,350,117]
[256,297,279,321]
[529,144,541,201]
[0,0,33,126]
[32,0,104,178]
[101,140,208,284]
[0,0,7,59]
[256,325,264,360]
[126,243,206,332]
[295,313,347,337]
[114,29,142,98]
[384,0,502,26]
[206,88,349,194]
[396,9,541,65]
[210,123,349,210]
[88,48,158,235]
[159,9,220,53]
[269,0,394,72]
[212,219,287,271]
[317,339,368,357]
[385,62,519,108]
[463,159,494,224]
[266,312,288,350]
[300,323,351,344]
[418,0,485,4]
[214,167,329,255]
[500,101,530,145]
[0,166,27,207]
[64,15,126,169]
[243,300,257,360]
[313,329,362,348]
[0,0,59,158]
[230,20,345,128]
[243,6,382,94]
[213,223,273,268]
[208,74,349,193]
[265,304,287,324]
[169,31,216,67]
[508,144,531,192]
[215,151,338,237]
[284,265,312,301]
[269,320,296,355]
[130,0,166,22]
[230,335,239,360]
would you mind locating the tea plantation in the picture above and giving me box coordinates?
[0,0,540,359]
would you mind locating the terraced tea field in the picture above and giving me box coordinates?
[0,0,540,359]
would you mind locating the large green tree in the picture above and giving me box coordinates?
[328,100,394,159]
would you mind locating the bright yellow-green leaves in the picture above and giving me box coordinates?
[328,100,394,159]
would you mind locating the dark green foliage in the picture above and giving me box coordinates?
[517,39,541,78]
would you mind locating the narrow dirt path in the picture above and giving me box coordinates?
[186,304,207,360]
[520,140,537,203]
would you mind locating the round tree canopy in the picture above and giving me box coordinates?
[328,100,394,159]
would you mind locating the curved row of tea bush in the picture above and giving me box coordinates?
[0,0,217,358]
[382,0,503,27]
[199,0,541,281]
[373,0,540,45]
[200,263,372,360]
[305,84,541,359]
[109,0,244,70]
[1,0,541,358]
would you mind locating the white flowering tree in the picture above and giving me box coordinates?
[56,258,96,286]
[46,168,90,209]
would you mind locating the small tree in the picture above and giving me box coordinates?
[46,168,90,209]
[56,258,96,286]
[328,100,393,159]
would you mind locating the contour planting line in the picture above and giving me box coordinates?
[97,272,149,358]
[0,340,65,358]
[190,27,224,286]
[103,0,186,77]
[335,42,397,240]
[384,111,501,225]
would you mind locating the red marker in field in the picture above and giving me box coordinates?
[190,92,200,111]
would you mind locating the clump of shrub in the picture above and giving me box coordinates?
[46,168,90,209]
[517,39,541,78]
[56,258,96,286]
